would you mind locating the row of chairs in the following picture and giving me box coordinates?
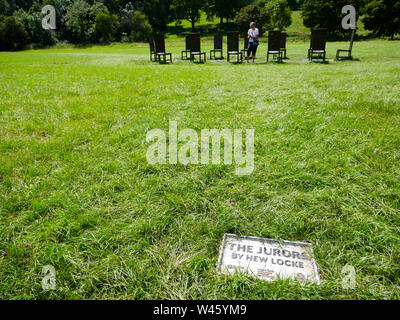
[149,31,287,64]
[149,29,356,64]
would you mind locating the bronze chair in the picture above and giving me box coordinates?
[308,28,327,62]
[189,33,206,63]
[280,32,288,59]
[336,29,356,60]
[149,37,156,62]
[155,34,172,64]
[227,31,243,63]
[181,35,190,60]
[267,30,283,62]
[210,35,223,59]
[241,35,249,57]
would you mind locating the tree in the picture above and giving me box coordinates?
[65,0,108,43]
[41,0,73,41]
[362,0,400,40]
[0,15,28,50]
[120,5,152,41]
[94,10,119,43]
[172,0,204,31]
[301,0,363,38]
[13,8,57,47]
[286,0,304,11]
[143,0,174,32]
[129,10,152,41]
[206,0,249,24]
[266,0,292,30]
[235,4,270,35]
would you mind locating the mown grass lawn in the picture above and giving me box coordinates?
[0,39,399,299]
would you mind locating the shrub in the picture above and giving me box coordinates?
[129,11,152,42]
[94,11,119,43]
[0,15,28,50]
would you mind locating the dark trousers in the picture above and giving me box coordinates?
[247,42,258,57]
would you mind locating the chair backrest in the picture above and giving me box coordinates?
[188,33,201,52]
[185,35,190,50]
[349,28,356,52]
[214,35,223,50]
[227,31,239,52]
[149,37,155,52]
[310,28,327,50]
[243,35,249,49]
[154,34,165,53]
[280,32,287,49]
[268,30,282,51]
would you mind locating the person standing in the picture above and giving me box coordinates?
[247,22,259,63]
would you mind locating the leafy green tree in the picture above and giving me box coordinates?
[0,15,28,50]
[121,5,152,41]
[143,0,174,32]
[94,10,119,42]
[65,0,107,43]
[129,10,152,41]
[266,0,291,30]
[41,0,72,40]
[235,4,270,35]
[13,8,57,46]
[206,0,250,24]
[172,0,204,31]
[362,0,400,39]
[301,0,363,38]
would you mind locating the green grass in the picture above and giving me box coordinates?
[0,39,399,300]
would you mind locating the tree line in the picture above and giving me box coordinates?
[0,0,399,51]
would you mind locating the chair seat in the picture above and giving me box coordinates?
[228,51,240,54]
[268,51,280,54]
[157,52,171,55]
[191,52,204,55]
[310,50,325,53]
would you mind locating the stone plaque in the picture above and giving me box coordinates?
[217,234,320,285]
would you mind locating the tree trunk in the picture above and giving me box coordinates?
[220,17,223,25]
[191,19,195,31]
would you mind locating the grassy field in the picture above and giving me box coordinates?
[0,39,399,300]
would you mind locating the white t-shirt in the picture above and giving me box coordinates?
[248,28,259,43]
